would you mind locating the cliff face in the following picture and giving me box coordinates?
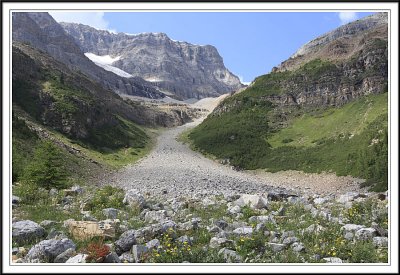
[215,13,388,114]
[275,12,388,72]
[12,12,164,98]
[12,43,198,145]
[60,23,244,100]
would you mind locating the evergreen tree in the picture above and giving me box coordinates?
[22,141,69,189]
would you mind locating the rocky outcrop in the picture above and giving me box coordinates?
[12,12,164,98]
[61,23,244,100]
[277,13,388,72]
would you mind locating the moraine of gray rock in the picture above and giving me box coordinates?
[12,220,46,245]
[372,236,388,248]
[25,238,76,263]
[114,229,137,255]
[291,242,305,252]
[267,243,286,253]
[209,237,233,249]
[119,252,134,263]
[248,215,272,224]
[66,254,88,263]
[146,239,160,250]
[282,237,299,246]
[104,252,121,263]
[177,235,193,245]
[355,228,377,240]
[227,205,241,215]
[12,195,21,205]
[102,208,119,219]
[39,220,56,228]
[54,248,76,263]
[233,194,268,210]
[281,231,295,239]
[123,189,146,209]
[49,188,58,197]
[303,224,325,235]
[144,210,168,224]
[178,221,194,231]
[131,245,149,263]
[232,227,253,236]
[214,220,229,230]
[336,192,360,203]
[313,197,328,205]
[218,248,242,263]
[323,257,343,263]
[344,232,354,240]
[341,224,365,233]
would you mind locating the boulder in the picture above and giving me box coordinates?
[54,248,75,263]
[119,252,134,263]
[123,189,146,209]
[66,254,88,263]
[209,237,232,249]
[12,220,45,245]
[131,245,149,263]
[102,208,119,219]
[12,195,21,205]
[115,229,137,255]
[372,236,388,247]
[355,228,377,240]
[291,242,305,252]
[144,210,167,224]
[145,239,160,250]
[248,215,272,224]
[234,194,268,210]
[64,219,119,240]
[227,205,241,215]
[323,257,343,263]
[39,220,56,228]
[104,252,121,263]
[218,248,242,263]
[267,243,286,253]
[282,237,299,246]
[25,238,76,263]
[214,220,229,230]
[341,224,365,233]
[232,227,253,236]
[336,192,360,203]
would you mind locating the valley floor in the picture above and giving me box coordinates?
[104,116,366,199]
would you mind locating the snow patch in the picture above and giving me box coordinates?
[84,53,132,78]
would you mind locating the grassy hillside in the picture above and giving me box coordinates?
[189,92,388,191]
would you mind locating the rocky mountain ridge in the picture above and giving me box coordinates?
[12,12,164,98]
[60,22,244,100]
[276,12,387,72]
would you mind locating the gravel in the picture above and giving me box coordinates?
[105,117,365,200]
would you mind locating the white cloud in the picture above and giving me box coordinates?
[49,11,115,32]
[338,12,358,25]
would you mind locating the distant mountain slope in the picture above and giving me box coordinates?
[275,12,387,72]
[60,22,245,100]
[189,13,388,191]
[12,42,195,151]
[12,12,164,98]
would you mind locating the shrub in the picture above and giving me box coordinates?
[85,185,125,212]
[83,240,110,263]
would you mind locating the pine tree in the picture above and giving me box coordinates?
[22,141,69,189]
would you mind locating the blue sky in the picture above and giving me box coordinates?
[50,11,375,84]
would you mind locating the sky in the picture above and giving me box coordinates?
[50,11,375,84]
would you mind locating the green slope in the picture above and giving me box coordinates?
[189,92,388,191]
